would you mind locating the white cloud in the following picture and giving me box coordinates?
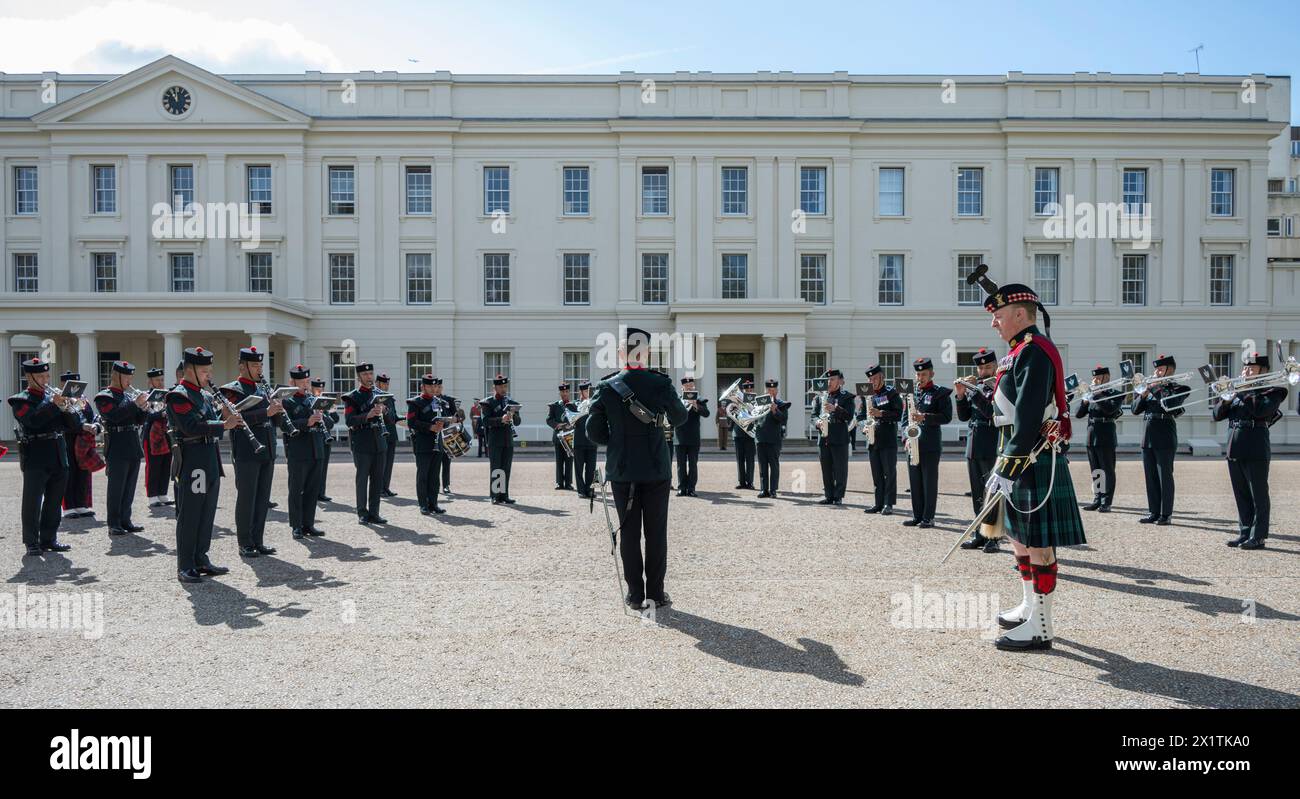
[0,0,343,73]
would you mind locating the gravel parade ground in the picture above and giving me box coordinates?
[2,454,1296,709]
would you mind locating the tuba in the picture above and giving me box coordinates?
[557,398,591,458]
[719,378,771,437]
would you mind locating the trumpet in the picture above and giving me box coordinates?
[47,383,89,413]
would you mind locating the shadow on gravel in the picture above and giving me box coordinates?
[181,579,310,629]
[1060,573,1300,621]
[369,524,444,547]
[690,491,765,509]
[299,537,380,563]
[1051,639,1300,709]
[662,609,864,687]
[246,554,347,591]
[7,553,98,586]
[1058,559,1212,587]
[106,531,172,559]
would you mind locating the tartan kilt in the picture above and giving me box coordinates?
[998,449,1086,548]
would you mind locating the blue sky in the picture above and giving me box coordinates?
[1,0,1297,116]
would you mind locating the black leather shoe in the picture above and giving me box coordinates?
[108,527,128,536]
[1097,505,1112,513]
[197,563,229,576]
[255,545,277,555]
[358,515,371,525]
[918,520,934,529]
[625,593,645,610]
[554,485,565,491]
[994,633,1052,652]
[431,505,447,515]
[881,506,893,516]
[125,523,145,533]
[1081,500,1101,511]
[647,593,672,608]
[1156,517,1171,526]
[319,495,334,502]
[177,569,203,583]
[306,527,326,537]
[501,498,516,505]
[442,488,452,495]
[688,491,699,497]
[864,505,882,514]
[1227,530,1250,547]
[982,538,1000,554]
[383,490,398,498]
[1138,515,1158,524]
[676,491,687,497]
[41,541,72,552]
[959,532,988,550]
[817,498,834,505]
[24,545,42,557]
[770,491,778,499]
[369,515,388,524]
[757,491,770,498]
[268,501,279,509]
[831,498,843,505]
[1240,536,1266,550]
[902,518,920,527]
[292,528,306,539]
[735,484,746,490]
[239,546,260,557]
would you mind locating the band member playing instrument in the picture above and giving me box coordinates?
[375,373,400,498]
[586,327,689,610]
[674,377,710,498]
[974,284,1086,652]
[860,365,902,515]
[406,374,449,516]
[283,365,328,539]
[1131,354,1188,525]
[58,370,100,519]
[310,378,338,503]
[9,358,81,556]
[220,347,282,556]
[755,378,790,498]
[546,383,576,491]
[813,369,854,505]
[482,375,521,504]
[143,367,174,508]
[724,378,758,489]
[342,362,389,525]
[1076,364,1124,513]
[434,379,462,495]
[956,349,999,551]
[1214,352,1287,550]
[573,381,599,499]
[168,347,240,583]
[96,361,148,536]
[903,357,953,529]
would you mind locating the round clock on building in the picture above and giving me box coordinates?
[161,85,192,116]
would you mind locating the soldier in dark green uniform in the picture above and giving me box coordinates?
[573,381,599,499]
[812,369,855,505]
[1131,354,1188,525]
[8,358,81,556]
[168,347,240,583]
[546,383,576,490]
[1214,352,1288,550]
[406,373,449,515]
[1075,364,1124,513]
[725,378,758,490]
[282,364,328,539]
[481,375,521,504]
[754,378,790,498]
[433,379,462,495]
[342,363,388,524]
[376,373,400,498]
[860,365,901,515]
[310,378,337,503]
[903,357,953,529]
[674,377,709,497]
[219,346,282,556]
[956,349,999,551]
[95,360,149,536]
[585,328,689,609]
[59,369,99,519]
[143,367,174,508]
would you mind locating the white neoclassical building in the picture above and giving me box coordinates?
[0,56,1296,444]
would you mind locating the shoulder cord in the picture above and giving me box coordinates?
[1002,438,1061,515]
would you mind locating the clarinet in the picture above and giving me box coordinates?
[206,380,267,456]
[259,377,299,438]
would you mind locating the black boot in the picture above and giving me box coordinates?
[959,532,988,550]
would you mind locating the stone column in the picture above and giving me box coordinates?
[784,334,806,439]
[284,338,304,381]
[762,334,782,386]
[698,334,718,443]
[160,330,184,376]
[128,155,150,291]
[74,330,98,384]
[0,333,12,440]
[618,156,637,303]
[248,332,271,361]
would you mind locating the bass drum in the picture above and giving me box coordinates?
[440,423,473,458]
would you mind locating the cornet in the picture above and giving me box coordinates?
[954,374,994,393]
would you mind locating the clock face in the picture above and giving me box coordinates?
[161,85,192,116]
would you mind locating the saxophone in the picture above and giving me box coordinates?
[903,392,921,466]
[859,401,878,446]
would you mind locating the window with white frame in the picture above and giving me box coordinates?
[248,252,273,294]
[1033,253,1059,306]
[800,166,827,215]
[878,254,904,305]
[800,254,826,304]
[1033,167,1060,215]
[14,165,38,215]
[1121,253,1147,306]
[14,253,38,293]
[1122,351,1148,383]
[721,254,748,299]
[1210,254,1234,305]
[563,253,590,304]
[956,254,984,305]
[14,351,38,392]
[562,166,589,215]
[406,351,433,396]
[641,253,668,304]
[804,351,828,409]
[1268,218,1282,236]
[483,352,510,398]
[328,166,355,215]
[563,351,590,391]
[721,166,748,215]
[1210,169,1235,217]
[484,166,510,215]
[92,252,118,293]
[98,352,121,392]
[169,164,194,212]
[641,166,668,215]
[92,165,117,214]
[329,352,351,395]
[484,253,510,305]
[247,165,272,215]
[956,167,983,216]
[1209,351,1235,383]
[405,166,432,215]
[406,253,433,305]
[329,253,355,304]
[879,168,904,216]
[878,352,904,383]
[170,252,195,292]
[1122,168,1148,215]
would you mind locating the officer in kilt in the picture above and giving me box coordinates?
[95,360,149,536]
[8,358,81,556]
[143,367,174,508]
[220,346,282,557]
[754,378,790,498]
[282,365,328,539]
[860,365,901,515]
[546,383,576,490]
[406,374,449,515]
[342,363,389,524]
[1075,365,1124,512]
[376,373,400,498]
[956,348,1000,552]
[1131,354,1188,524]
[1213,352,1288,550]
[573,381,599,499]
[973,281,1086,652]
[310,378,338,503]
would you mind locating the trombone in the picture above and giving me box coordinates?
[1167,358,1300,411]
